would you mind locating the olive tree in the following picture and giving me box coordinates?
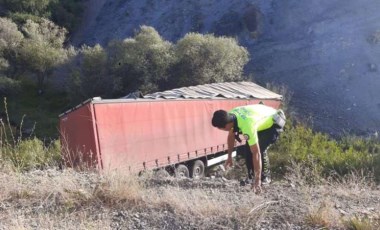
[0,18,23,95]
[170,33,249,88]
[0,17,24,74]
[109,26,175,94]
[18,19,68,91]
[0,0,51,16]
[67,44,111,102]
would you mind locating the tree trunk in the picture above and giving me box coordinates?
[37,72,46,95]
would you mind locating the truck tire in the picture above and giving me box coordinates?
[154,169,170,179]
[190,160,205,179]
[175,164,190,178]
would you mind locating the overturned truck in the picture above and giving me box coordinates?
[59,81,283,178]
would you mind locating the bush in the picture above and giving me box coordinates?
[373,153,380,182]
[109,26,175,94]
[0,0,51,17]
[0,98,62,170]
[67,44,111,102]
[7,12,45,25]
[0,76,21,96]
[270,121,379,181]
[0,17,24,76]
[67,26,250,100]
[0,0,84,34]
[0,136,62,171]
[169,33,249,88]
[18,19,68,90]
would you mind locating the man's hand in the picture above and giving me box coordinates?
[252,181,262,194]
[224,156,233,168]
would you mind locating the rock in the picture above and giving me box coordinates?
[368,63,378,72]
[338,209,348,215]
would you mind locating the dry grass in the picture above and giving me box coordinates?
[3,211,111,230]
[94,170,144,206]
[0,163,379,229]
[96,170,269,228]
[305,199,342,228]
[285,161,380,230]
[344,216,380,230]
[0,167,272,229]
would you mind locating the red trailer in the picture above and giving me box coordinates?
[59,82,282,177]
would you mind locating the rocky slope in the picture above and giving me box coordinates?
[72,0,380,136]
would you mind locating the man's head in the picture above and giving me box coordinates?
[212,110,233,131]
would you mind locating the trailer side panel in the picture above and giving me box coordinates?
[92,99,281,171]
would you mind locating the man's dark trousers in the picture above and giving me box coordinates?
[245,125,280,181]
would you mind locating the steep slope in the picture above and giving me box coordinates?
[250,0,380,135]
[71,0,380,136]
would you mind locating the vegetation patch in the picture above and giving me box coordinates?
[270,120,380,181]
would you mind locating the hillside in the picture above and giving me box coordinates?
[71,0,380,136]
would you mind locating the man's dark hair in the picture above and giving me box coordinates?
[212,110,230,128]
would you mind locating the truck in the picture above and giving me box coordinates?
[59,81,283,178]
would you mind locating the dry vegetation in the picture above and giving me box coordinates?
[0,159,379,230]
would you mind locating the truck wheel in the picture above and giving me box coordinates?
[154,169,170,179]
[190,160,205,179]
[175,164,190,178]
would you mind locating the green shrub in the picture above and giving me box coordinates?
[270,121,378,180]
[373,153,380,182]
[109,26,175,94]
[67,44,111,101]
[12,138,46,169]
[0,98,62,170]
[46,139,62,165]
[18,19,68,90]
[0,76,21,96]
[0,136,62,171]
[0,0,51,17]
[7,12,45,24]
[344,216,380,230]
[169,33,249,88]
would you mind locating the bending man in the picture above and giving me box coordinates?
[211,104,285,193]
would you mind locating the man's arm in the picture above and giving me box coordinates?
[225,129,235,167]
[250,143,262,192]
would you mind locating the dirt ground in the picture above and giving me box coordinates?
[0,161,379,230]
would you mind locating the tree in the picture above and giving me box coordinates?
[170,33,249,88]
[67,44,111,102]
[1,0,84,34]
[0,0,51,16]
[109,26,175,94]
[18,19,67,91]
[0,17,23,94]
[0,17,24,75]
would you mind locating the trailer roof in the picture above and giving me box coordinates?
[143,81,283,100]
[59,82,282,117]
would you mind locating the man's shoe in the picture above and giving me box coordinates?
[240,178,253,186]
[261,176,272,185]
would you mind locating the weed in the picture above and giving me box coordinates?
[306,199,342,228]
[0,98,62,171]
[94,170,144,206]
[344,216,380,230]
[270,121,379,181]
